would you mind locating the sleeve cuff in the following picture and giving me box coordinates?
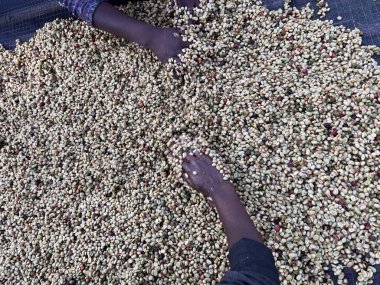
[58,0,109,27]
[85,0,107,27]
[228,238,277,274]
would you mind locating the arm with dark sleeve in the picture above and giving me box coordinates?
[182,154,280,285]
[213,188,280,285]
[58,0,105,26]
[218,238,280,285]
[58,0,154,45]
[58,0,190,63]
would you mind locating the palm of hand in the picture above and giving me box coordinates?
[149,28,189,63]
[182,153,232,197]
[149,0,199,63]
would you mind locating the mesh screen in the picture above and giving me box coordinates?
[263,0,380,63]
[0,0,70,49]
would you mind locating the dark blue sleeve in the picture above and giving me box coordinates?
[218,239,280,285]
[58,0,108,26]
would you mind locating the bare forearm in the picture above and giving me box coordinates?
[181,153,263,248]
[212,185,263,248]
[92,2,155,47]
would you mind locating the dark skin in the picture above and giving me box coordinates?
[93,0,199,63]
[182,152,263,249]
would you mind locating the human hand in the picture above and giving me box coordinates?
[148,27,190,63]
[182,152,234,198]
[176,0,200,11]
